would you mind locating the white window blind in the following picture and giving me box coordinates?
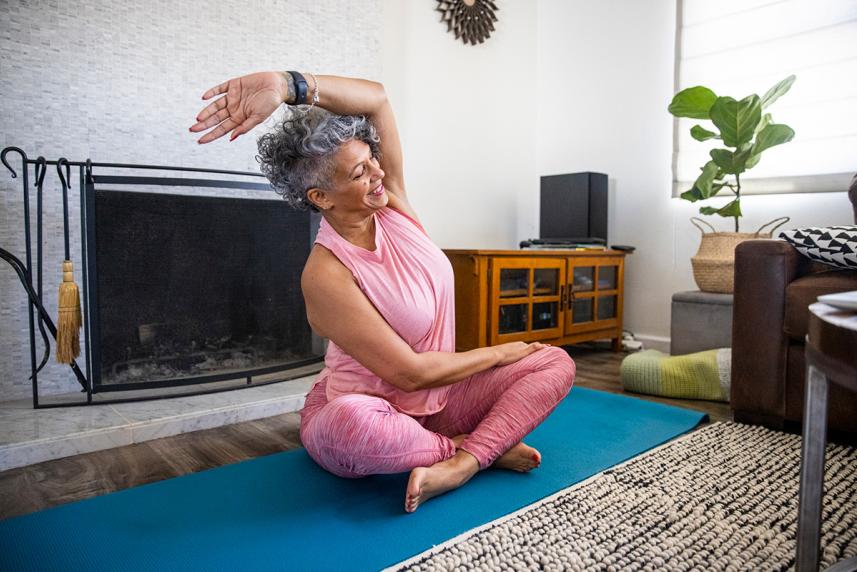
[673,0,857,196]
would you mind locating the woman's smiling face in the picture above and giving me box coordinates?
[309,138,386,213]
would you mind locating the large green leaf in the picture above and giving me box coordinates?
[668,86,718,119]
[717,199,742,218]
[745,152,762,170]
[680,183,726,203]
[752,123,795,156]
[710,148,749,175]
[690,125,719,141]
[709,95,762,147]
[736,141,756,169]
[761,75,796,109]
[681,188,703,202]
[681,161,724,203]
[754,112,772,137]
[694,160,721,198]
[699,199,742,218]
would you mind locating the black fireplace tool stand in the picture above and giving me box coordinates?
[2,146,322,409]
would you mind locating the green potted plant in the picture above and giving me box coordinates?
[668,75,796,293]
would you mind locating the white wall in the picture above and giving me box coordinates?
[381,0,539,250]
[536,0,853,344]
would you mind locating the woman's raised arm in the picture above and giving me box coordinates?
[190,71,406,202]
[300,75,406,200]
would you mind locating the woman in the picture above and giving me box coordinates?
[190,71,576,513]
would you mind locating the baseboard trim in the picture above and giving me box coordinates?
[633,334,670,353]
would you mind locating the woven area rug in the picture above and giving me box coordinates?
[389,422,857,571]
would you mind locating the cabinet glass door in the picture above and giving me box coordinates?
[594,264,620,327]
[598,266,617,290]
[499,268,529,298]
[572,298,594,323]
[572,266,594,292]
[533,301,558,330]
[498,304,528,334]
[564,258,622,335]
[490,258,565,344]
[530,264,562,339]
[533,268,560,296]
[597,295,617,320]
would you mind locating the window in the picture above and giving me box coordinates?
[673,0,857,196]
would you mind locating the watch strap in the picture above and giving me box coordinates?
[288,71,308,105]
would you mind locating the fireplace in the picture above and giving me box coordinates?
[85,186,324,392]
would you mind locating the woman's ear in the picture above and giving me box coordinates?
[306,188,331,211]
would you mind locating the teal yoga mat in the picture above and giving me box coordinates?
[0,387,706,571]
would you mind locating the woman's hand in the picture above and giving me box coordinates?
[493,341,551,367]
[189,71,289,144]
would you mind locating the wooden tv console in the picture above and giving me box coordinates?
[443,249,627,352]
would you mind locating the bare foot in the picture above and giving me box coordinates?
[449,434,541,471]
[492,442,541,472]
[405,449,479,513]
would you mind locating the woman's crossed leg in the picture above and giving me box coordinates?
[407,345,576,511]
[299,389,457,479]
[299,345,575,511]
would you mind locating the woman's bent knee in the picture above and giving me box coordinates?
[300,393,454,478]
[300,394,395,476]
[302,394,394,444]
[542,346,576,396]
[543,346,575,374]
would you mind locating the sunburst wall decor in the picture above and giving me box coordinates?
[436,0,499,46]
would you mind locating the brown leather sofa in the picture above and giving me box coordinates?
[731,176,857,444]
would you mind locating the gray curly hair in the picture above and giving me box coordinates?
[256,107,381,212]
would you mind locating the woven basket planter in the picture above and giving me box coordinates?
[690,216,790,294]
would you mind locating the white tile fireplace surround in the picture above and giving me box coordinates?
[0,362,322,473]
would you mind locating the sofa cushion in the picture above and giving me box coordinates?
[780,226,857,270]
[783,269,857,340]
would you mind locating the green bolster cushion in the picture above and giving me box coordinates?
[619,348,731,402]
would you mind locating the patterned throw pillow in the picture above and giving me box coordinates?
[779,226,857,270]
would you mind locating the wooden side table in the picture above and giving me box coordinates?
[796,302,857,572]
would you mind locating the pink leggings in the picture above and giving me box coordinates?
[299,346,576,478]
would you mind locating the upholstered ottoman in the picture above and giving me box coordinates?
[670,291,733,356]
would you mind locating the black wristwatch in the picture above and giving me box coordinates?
[288,71,308,104]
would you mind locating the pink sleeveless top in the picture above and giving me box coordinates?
[311,205,456,416]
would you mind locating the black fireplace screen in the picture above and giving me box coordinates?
[89,189,321,389]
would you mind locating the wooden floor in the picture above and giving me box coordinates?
[0,344,732,521]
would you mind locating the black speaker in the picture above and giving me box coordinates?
[539,172,608,243]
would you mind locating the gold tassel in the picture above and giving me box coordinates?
[56,260,81,364]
